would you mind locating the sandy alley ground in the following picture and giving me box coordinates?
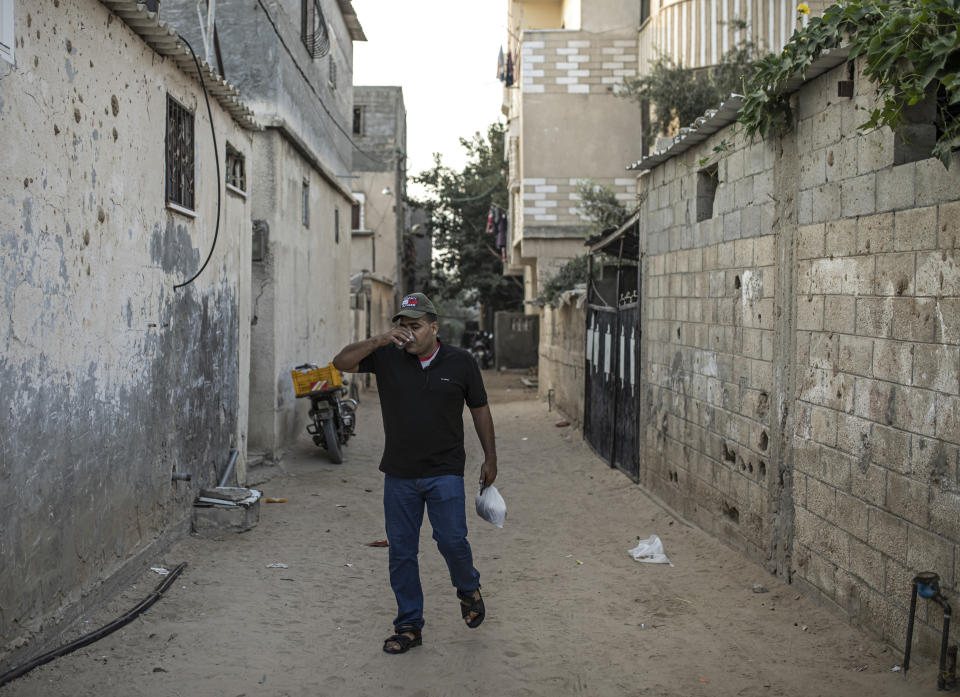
[1,371,945,697]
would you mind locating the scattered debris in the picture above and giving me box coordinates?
[521,437,528,441]
[344,563,353,568]
[628,535,674,566]
[336,504,347,508]
[364,488,373,493]
[555,420,570,427]
[259,674,267,684]
[264,497,287,503]
[266,562,288,569]
[150,567,169,576]
[752,584,769,593]
[365,540,389,547]
[891,665,902,673]
[801,625,808,631]
[855,665,868,672]
[576,560,583,565]
[152,667,167,673]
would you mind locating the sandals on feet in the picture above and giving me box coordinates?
[382,624,422,654]
[457,587,485,629]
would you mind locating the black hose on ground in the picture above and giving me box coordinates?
[0,562,187,689]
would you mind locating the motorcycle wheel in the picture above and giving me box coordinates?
[322,418,343,464]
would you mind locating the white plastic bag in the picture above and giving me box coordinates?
[627,534,674,567]
[475,485,506,528]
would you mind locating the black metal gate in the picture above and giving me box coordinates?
[583,214,640,480]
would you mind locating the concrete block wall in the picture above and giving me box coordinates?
[539,300,586,424]
[636,58,960,656]
[788,63,960,655]
[640,136,780,561]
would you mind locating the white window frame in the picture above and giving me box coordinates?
[353,192,366,230]
[0,0,15,65]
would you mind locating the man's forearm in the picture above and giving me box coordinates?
[333,337,381,372]
[471,405,497,462]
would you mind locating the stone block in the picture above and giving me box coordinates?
[894,205,938,251]
[835,491,870,541]
[936,393,960,445]
[907,525,955,585]
[798,295,824,331]
[811,405,839,447]
[798,188,814,225]
[891,297,936,342]
[870,423,911,474]
[192,496,261,537]
[855,297,893,338]
[809,331,839,371]
[842,173,877,217]
[937,298,960,345]
[807,475,837,520]
[857,128,895,175]
[871,338,913,384]
[754,235,775,267]
[826,138,858,183]
[912,343,960,394]
[848,536,884,590]
[824,295,856,333]
[939,200,960,249]
[797,544,838,601]
[916,157,960,206]
[741,205,763,238]
[857,212,894,254]
[812,183,842,223]
[884,555,913,598]
[820,446,855,492]
[874,252,916,297]
[795,507,849,568]
[852,463,887,507]
[930,488,960,544]
[838,334,873,377]
[842,255,876,296]
[887,472,929,526]
[723,210,742,241]
[734,239,754,266]
[825,219,857,257]
[869,507,909,563]
[916,249,960,296]
[837,413,872,455]
[876,162,917,212]
[800,148,827,190]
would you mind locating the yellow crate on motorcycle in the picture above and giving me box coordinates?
[291,363,343,397]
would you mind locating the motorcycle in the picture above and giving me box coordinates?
[291,363,357,464]
[470,332,494,369]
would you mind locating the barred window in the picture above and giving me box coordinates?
[352,106,363,135]
[328,56,337,89]
[226,144,246,194]
[334,207,340,243]
[165,95,195,211]
[301,0,330,59]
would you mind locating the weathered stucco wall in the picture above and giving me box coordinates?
[635,57,960,657]
[247,130,352,458]
[0,0,253,662]
[539,299,586,424]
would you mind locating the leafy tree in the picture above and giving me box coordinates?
[574,179,631,236]
[538,181,631,304]
[411,122,523,314]
[618,24,759,145]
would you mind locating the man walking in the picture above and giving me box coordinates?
[333,293,497,654]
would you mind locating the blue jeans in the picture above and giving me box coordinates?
[383,474,480,630]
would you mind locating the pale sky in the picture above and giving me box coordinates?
[351,0,508,191]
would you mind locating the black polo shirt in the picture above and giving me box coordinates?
[358,342,487,478]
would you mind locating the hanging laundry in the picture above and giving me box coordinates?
[505,51,514,87]
[497,46,505,82]
[495,212,508,251]
[485,207,495,235]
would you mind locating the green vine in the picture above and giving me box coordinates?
[739,1,960,167]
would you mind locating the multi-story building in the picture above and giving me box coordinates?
[349,85,407,338]
[503,0,645,311]
[162,0,365,460]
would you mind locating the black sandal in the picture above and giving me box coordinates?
[457,587,485,628]
[382,624,422,654]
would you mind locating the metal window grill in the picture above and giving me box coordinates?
[165,95,195,210]
[328,56,337,89]
[226,145,246,192]
[301,0,330,59]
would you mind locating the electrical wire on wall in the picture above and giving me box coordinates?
[174,34,221,291]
